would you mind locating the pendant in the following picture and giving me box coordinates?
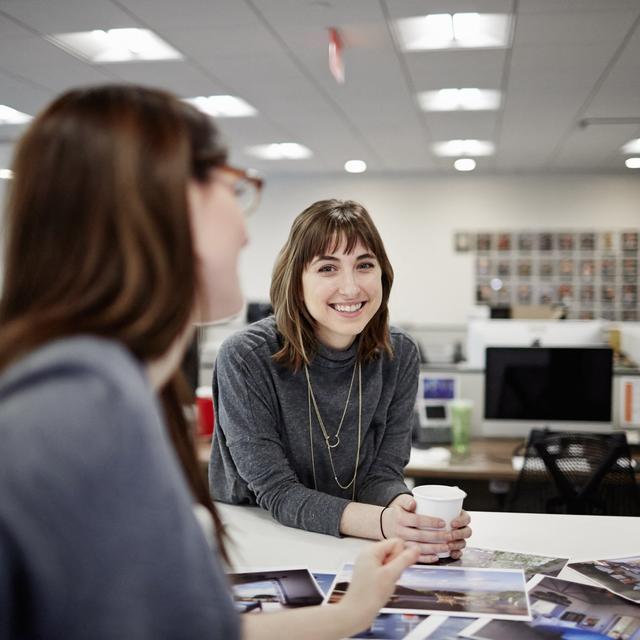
[325,434,340,448]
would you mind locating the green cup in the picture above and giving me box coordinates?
[450,399,473,455]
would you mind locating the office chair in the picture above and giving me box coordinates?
[506,429,640,516]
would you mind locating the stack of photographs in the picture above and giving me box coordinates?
[460,229,640,321]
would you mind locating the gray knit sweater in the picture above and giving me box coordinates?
[209,317,419,536]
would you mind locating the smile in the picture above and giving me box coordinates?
[329,302,365,313]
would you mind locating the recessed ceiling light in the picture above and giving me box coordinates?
[625,157,640,169]
[344,160,367,173]
[395,13,512,51]
[432,139,494,157]
[0,105,32,125]
[418,88,501,111]
[245,143,313,160]
[46,29,182,62]
[454,158,476,171]
[0,169,14,180]
[184,95,257,118]
[621,138,640,154]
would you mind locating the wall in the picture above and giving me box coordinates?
[240,173,640,325]
[2,172,639,325]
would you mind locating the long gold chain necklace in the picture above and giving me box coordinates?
[305,362,362,500]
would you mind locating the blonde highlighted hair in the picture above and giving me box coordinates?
[270,199,394,370]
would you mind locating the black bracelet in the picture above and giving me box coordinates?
[379,506,388,539]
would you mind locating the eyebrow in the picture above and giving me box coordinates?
[312,253,377,264]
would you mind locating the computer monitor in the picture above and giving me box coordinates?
[465,319,606,369]
[483,346,613,437]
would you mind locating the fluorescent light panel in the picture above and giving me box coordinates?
[432,139,495,157]
[0,169,14,180]
[625,158,640,169]
[184,95,257,118]
[0,105,32,124]
[46,29,182,62]
[621,138,640,154]
[396,13,511,51]
[454,158,476,172]
[246,143,312,160]
[344,160,367,173]
[419,88,501,111]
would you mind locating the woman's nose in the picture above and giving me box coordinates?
[338,272,360,297]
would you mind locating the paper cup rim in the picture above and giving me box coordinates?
[412,485,467,501]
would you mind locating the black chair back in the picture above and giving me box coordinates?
[506,429,640,516]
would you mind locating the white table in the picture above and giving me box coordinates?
[218,504,640,585]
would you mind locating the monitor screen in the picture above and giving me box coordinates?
[484,347,613,424]
[422,377,456,400]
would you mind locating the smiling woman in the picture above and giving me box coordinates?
[209,199,472,560]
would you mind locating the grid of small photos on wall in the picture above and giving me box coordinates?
[454,230,640,321]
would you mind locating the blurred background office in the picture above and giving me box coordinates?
[0,0,639,512]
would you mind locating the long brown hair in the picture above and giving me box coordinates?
[270,199,394,370]
[0,85,229,560]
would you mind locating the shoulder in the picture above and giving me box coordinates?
[388,326,420,362]
[0,336,155,460]
[217,316,280,367]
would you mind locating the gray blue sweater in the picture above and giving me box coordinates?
[209,317,419,537]
[0,337,239,640]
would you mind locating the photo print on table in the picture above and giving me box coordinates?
[461,574,640,640]
[326,564,531,621]
[312,573,429,640]
[568,555,640,604]
[229,568,323,613]
[440,548,568,582]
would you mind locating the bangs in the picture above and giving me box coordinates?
[298,208,380,267]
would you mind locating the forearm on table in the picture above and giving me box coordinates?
[242,601,365,640]
[255,480,350,536]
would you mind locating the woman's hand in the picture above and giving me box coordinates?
[338,538,420,630]
[381,494,472,563]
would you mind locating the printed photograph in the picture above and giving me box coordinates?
[600,231,617,252]
[558,259,574,278]
[518,233,535,252]
[517,260,532,278]
[568,556,640,604]
[497,233,512,252]
[229,568,323,613]
[476,282,492,304]
[442,547,567,582]
[580,259,596,280]
[623,285,637,306]
[461,575,640,640]
[622,231,639,252]
[517,285,533,305]
[538,233,554,252]
[623,259,638,282]
[539,260,554,279]
[602,284,616,304]
[455,232,474,253]
[476,257,492,277]
[580,285,595,304]
[623,310,639,321]
[558,233,575,252]
[539,286,556,305]
[558,284,573,303]
[313,573,429,640]
[580,232,596,251]
[477,233,493,252]
[326,564,531,620]
[497,261,511,277]
[601,258,616,280]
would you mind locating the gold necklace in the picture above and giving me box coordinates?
[305,362,362,500]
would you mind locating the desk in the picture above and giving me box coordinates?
[219,503,640,586]
[406,438,522,481]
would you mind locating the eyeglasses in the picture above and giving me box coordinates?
[216,165,264,216]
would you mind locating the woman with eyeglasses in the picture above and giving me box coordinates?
[210,200,472,561]
[0,85,419,639]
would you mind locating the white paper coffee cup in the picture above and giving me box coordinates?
[411,485,467,558]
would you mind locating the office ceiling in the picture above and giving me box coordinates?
[0,0,639,176]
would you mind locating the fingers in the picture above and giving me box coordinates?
[369,538,405,563]
[449,526,472,541]
[397,511,445,530]
[451,510,471,529]
[396,526,455,544]
[390,494,416,511]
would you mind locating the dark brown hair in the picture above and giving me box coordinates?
[270,199,394,370]
[0,84,229,561]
